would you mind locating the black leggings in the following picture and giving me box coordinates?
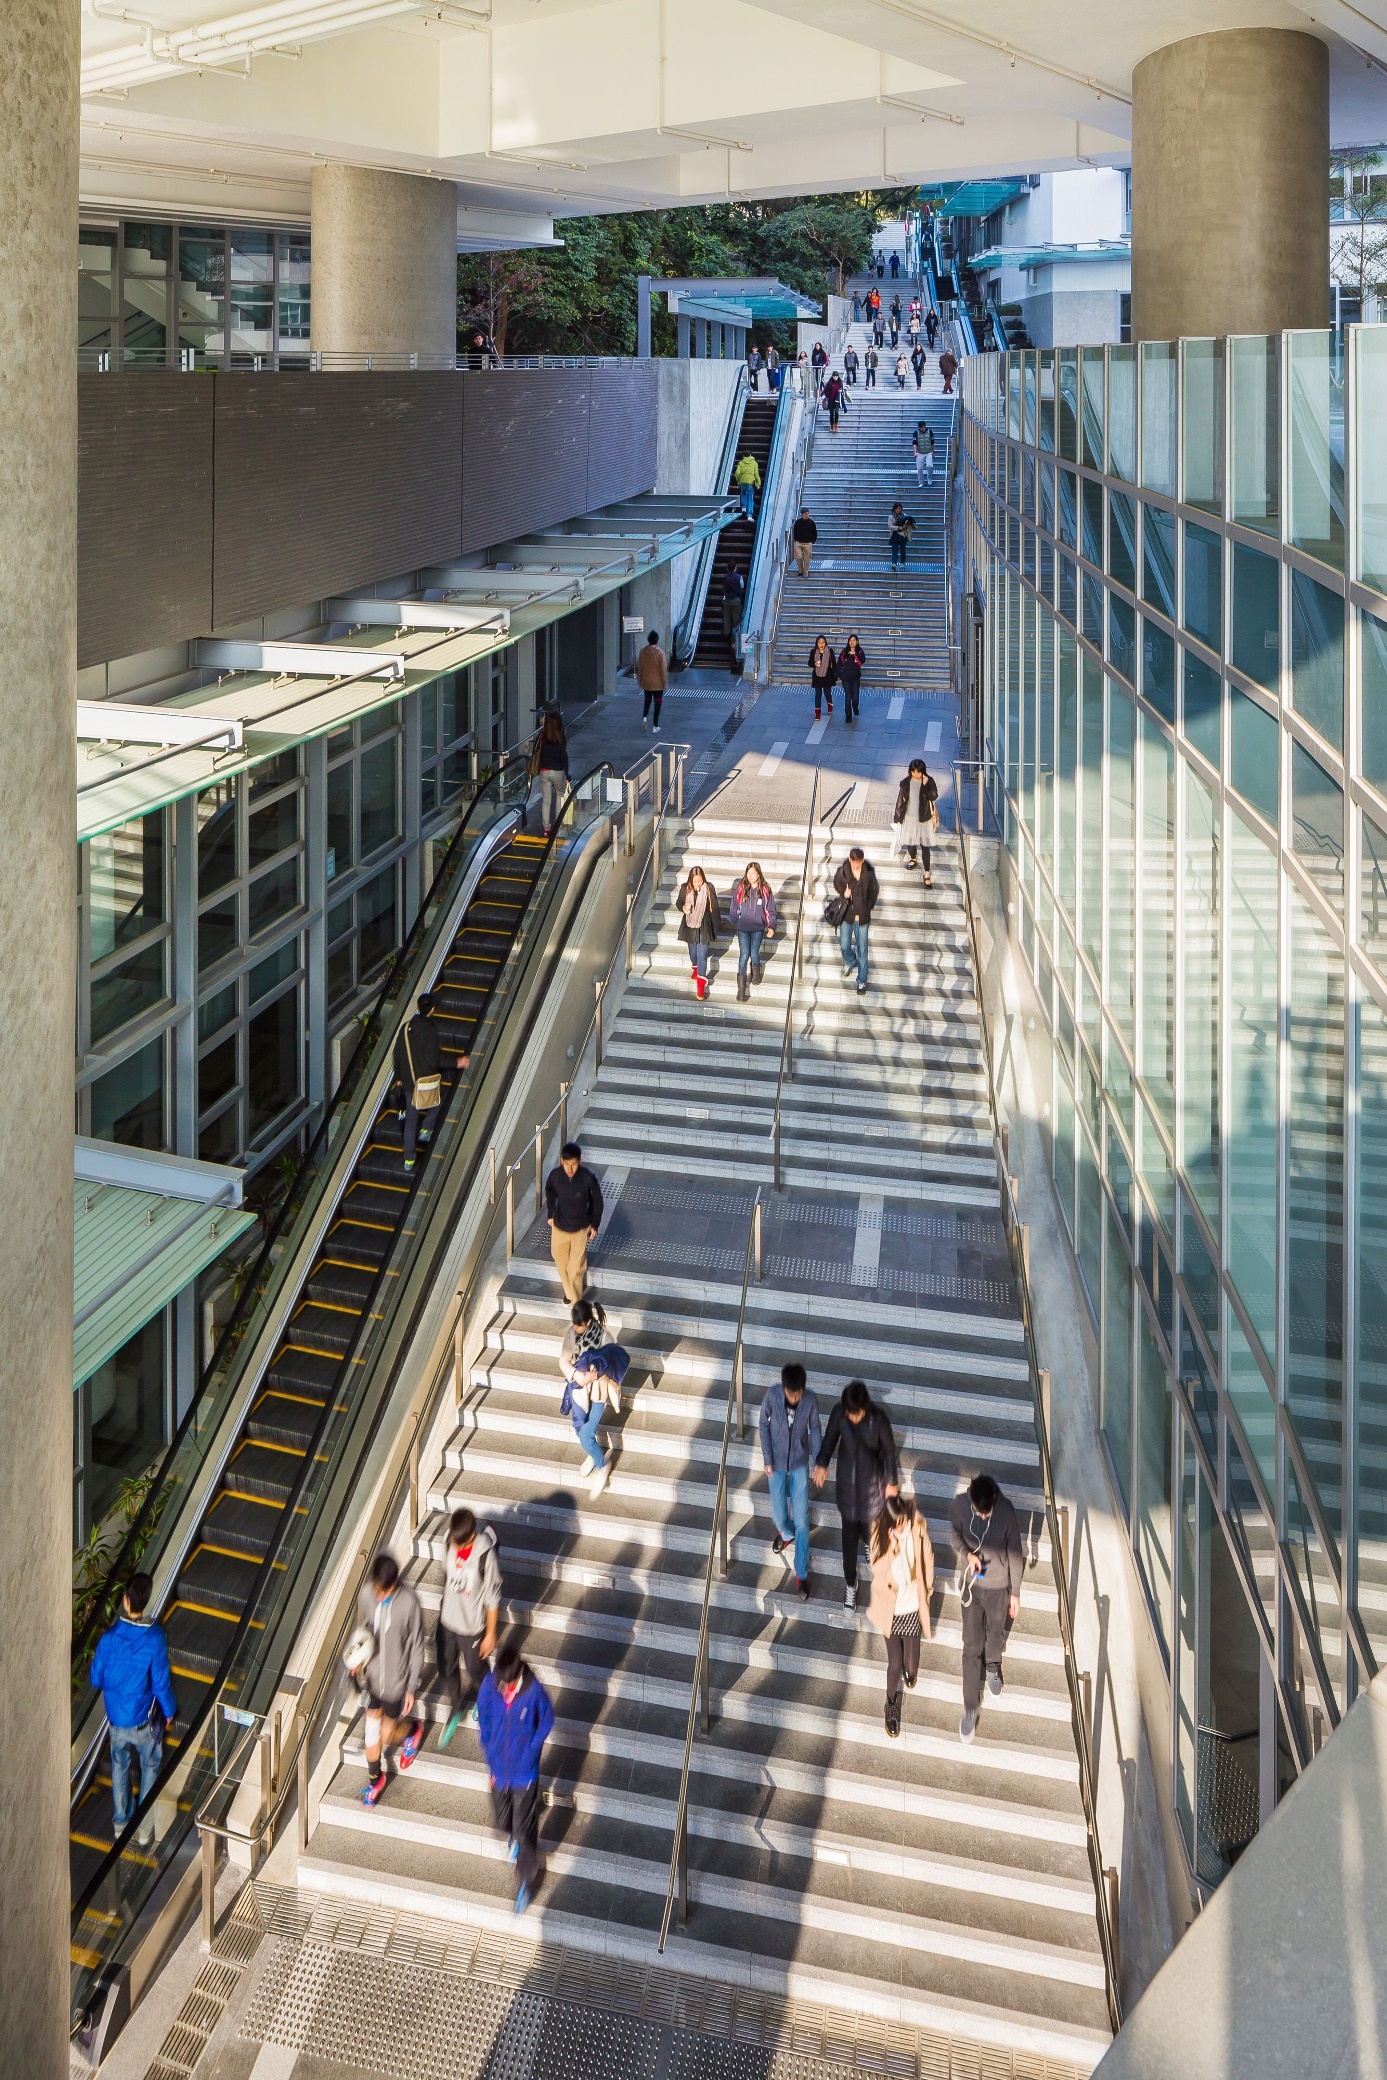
[841,1514,870,1586]
[886,1626,921,1696]
[841,679,860,721]
[904,843,931,870]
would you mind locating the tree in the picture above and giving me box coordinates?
[760,195,881,296]
[456,250,552,356]
[1331,149,1387,318]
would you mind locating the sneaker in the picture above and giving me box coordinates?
[135,1823,155,1850]
[467,1703,479,1727]
[771,1534,789,1559]
[857,983,867,996]
[579,1454,596,1476]
[589,1464,611,1496]
[653,723,661,734]
[440,1711,464,1750]
[508,1839,520,1866]
[360,1771,389,1806]
[796,1575,812,1601]
[959,1710,978,1744]
[515,1883,533,1916]
[403,1156,416,1172]
[842,964,855,980]
[398,1722,424,1769]
[642,715,649,731]
[844,1583,857,1612]
[986,1666,1003,1697]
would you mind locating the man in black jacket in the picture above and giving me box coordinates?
[812,1380,898,1610]
[949,1473,1024,1742]
[544,1140,604,1303]
[792,507,818,578]
[394,993,466,1172]
[833,848,879,997]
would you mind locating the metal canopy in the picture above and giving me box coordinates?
[933,179,1029,220]
[324,597,510,635]
[73,1140,254,1389]
[966,240,1132,271]
[76,492,737,842]
[653,276,822,319]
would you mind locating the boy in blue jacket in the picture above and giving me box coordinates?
[89,1572,177,1847]
[476,1642,554,1914]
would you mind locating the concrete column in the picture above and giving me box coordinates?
[1131,29,1329,341]
[0,6,78,2075]
[697,318,710,358]
[677,312,691,357]
[310,165,458,362]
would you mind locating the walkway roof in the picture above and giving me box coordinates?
[74,1140,254,1389]
[76,491,735,842]
[654,279,823,321]
[968,240,1131,270]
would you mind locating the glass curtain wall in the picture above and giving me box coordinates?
[78,220,310,369]
[959,328,1387,1895]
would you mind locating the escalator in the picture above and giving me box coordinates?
[692,395,777,669]
[68,752,614,2018]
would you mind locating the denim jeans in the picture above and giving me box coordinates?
[736,927,764,977]
[403,1101,439,1163]
[767,1466,811,1580]
[573,1397,606,1469]
[110,1717,163,1832]
[890,536,908,567]
[839,920,870,987]
[740,485,756,519]
[689,941,709,980]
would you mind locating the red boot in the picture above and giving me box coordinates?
[696,974,707,1000]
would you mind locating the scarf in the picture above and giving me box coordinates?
[683,882,710,929]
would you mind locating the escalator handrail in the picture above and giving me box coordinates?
[740,364,800,668]
[672,365,749,666]
[70,763,614,1939]
[70,738,536,1688]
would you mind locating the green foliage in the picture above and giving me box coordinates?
[459,188,919,355]
[72,1467,168,1686]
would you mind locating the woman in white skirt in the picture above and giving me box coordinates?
[891,758,940,884]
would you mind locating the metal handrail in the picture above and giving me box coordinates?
[949,758,1123,2033]
[191,744,688,1874]
[748,373,820,682]
[673,368,750,665]
[658,1188,762,1950]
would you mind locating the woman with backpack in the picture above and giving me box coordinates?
[868,1494,934,1737]
[837,635,866,725]
[527,709,569,836]
[677,864,722,1001]
[727,861,778,1001]
[808,635,837,722]
[891,757,939,883]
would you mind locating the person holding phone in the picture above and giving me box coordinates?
[949,1473,1024,1743]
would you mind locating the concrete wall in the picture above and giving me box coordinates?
[1020,284,1127,348]
[969,838,1190,2012]
[646,357,742,643]
[310,165,457,362]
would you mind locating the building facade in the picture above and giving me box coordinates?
[960,331,1387,1895]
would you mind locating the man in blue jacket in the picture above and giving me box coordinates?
[89,1572,177,1847]
[476,1642,554,1914]
[758,1361,821,1599]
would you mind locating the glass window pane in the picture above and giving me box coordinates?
[249,749,299,799]
[1109,490,1136,590]
[1175,1431,1200,1861]
[360,702,401,745]
[1103,1202,1133,1511]
[1079,1120,1103,1313]
[78,226,118,367]
[359,738,399,857]
[328,943,355,1013]
[229,228,274,359]
[1182,652,1222,768]
[1179,1309,1218,1465]
[1286,889,1344,1537]
[1181,339,1224,515]
[85,1318,166,1526]
[120,221,170,368]
[1183,522,1222,652]
[1284,1457,1342,1710]
[1142,504,1176,618]
[247,988,300,1138]
[88,813,164,961]
[1226,1423,1277,1639]
[197,781,238,896]
[89,1037,164,1149]
[1055,1074,1076,1238]
[1355,327,1387,593]
[1182,765,1221,1230]
[90,941,165,1043]
[176,227,225,369]
[357,865,397,981]
[1136,1300,1174,1654]
[248,857,300,938]
[1193,1482,1267,1879]
[1106,684,1136,1050]
[1356,990,1387,1670]
[1227,811,1279,1361]
[1231,542,1280,690]
[1140,342,1176,497]
[1141,619,1175,723]
[198,982,236,1044]
[278,231,311,356]
[1289,571,1344,750]
[1228,1309,1276,1491]
[248,791,299,866]
[198,896,238,975]
[1360,607,1387,796]
[1058,466,1077,549]
[1058,349,1078,460]
[1109,595,1136,683]
[1180,1195,1219,1354]
[1287,330,1345,571]
[249,939,298,1004]
[1057,628,1078,920]
[1082,477,1103,567]
[1140,716,1175,1134]
[1230,333,1279,537]
[199,1103,240,1164]
[327,763,353,881]
[1290,742,1344,913]
[1108,345,1136,482]
[1361,812,1387,975]
[198,1034,238,1114]
[1080,655,1103,972]
[1230,690,1279,824]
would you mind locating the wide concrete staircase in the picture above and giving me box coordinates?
[297,811,1113,2075]
[771,277,954,693]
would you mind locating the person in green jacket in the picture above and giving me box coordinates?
[733,450,762,521]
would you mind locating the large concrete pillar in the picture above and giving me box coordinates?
[1131,29,1329,341]
[0,5,78,2074]
[310,166,458,361]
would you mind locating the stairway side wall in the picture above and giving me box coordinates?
[624,361,744,651]
[967,838,1193,2008]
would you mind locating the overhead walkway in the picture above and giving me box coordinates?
[68,747,618,2028]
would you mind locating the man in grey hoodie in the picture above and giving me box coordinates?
[357,1550,426,1806]
[437,1506,503,1750]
